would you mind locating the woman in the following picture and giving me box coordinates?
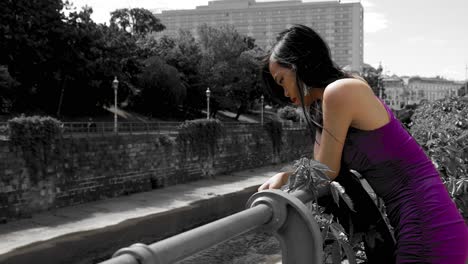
[258,24,468,263]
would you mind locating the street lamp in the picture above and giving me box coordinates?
[112,76,119,133]
[206,87,211,119]
[465,64,467,97]
[260,94,264,125]
[378,77,382,99]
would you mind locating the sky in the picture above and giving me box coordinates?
[69,0,468,81]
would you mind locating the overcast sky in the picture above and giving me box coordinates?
[69,0,468,81]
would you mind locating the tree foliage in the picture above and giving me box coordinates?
[0,0,68,112]
[0,2,265,120]
[198,24,251,62]
[130,56,186,117]
[51,6,142,115]
[361,64,385,98]
[0,1,158,116]
[110,8,165,37]
[197,24,264,119]
[157,30,205,111]
[0,65,18,113]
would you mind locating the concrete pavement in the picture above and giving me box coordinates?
[0,163,287,263]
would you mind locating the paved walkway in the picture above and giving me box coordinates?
[0,163,287,262]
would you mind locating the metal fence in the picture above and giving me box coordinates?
[62,122,183,136]
[99,188,327,264]
[0,121,307,138]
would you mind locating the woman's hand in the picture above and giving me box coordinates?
[258,172,291,191]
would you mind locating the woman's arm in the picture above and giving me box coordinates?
[315,79,360,180]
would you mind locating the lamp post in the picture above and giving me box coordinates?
[206,87,211,119]
[378,77,382,99]
[112,76,119,133]
[465,64,467,97]
[260,94,264,125]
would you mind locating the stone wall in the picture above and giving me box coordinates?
[0,125,312,221]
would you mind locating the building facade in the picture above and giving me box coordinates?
[382,76,406,110]
[407,77,461,104]
[156,0,363,72]
[383,76,462,110]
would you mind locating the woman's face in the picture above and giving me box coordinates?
[268,61,319,106]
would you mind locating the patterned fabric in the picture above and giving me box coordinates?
[341,97,468,263]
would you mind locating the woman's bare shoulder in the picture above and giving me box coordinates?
[324,78,372,103]
[326,78,389,130]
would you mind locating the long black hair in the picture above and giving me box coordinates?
[262,24,353,143]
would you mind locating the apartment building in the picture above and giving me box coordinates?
[383,76,462,110]
[382,76,406,110]
[407,77,461,104]
[156,0,363,72]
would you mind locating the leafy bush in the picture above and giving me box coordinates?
[7,115,63,183]
[409,96,468,219]
[278,105,300,122]
[8,115,63,148]
[177,119,224,158]
[155,134,175,147]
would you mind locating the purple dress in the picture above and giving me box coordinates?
[341,97,468,263]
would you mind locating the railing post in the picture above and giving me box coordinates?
[246,190,323,264]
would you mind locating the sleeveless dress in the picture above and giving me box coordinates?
[341,97,468,263]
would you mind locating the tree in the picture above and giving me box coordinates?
[197,24,250,63]
[129,56,186,117]
[0,65,19,113]
[0,0,69,112]
[32,3,145,116]
[0,0,137,115]
[47,5,142,116]
[110,8,165,37]
[137,30,206,117]
[361,64,385,98]
[161,30,205,112]
[225,49,265,120]
[197,24,264,120]
[0,1,179,117]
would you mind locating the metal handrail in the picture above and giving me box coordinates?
[100,188,327,264]
[107,204,273,264]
